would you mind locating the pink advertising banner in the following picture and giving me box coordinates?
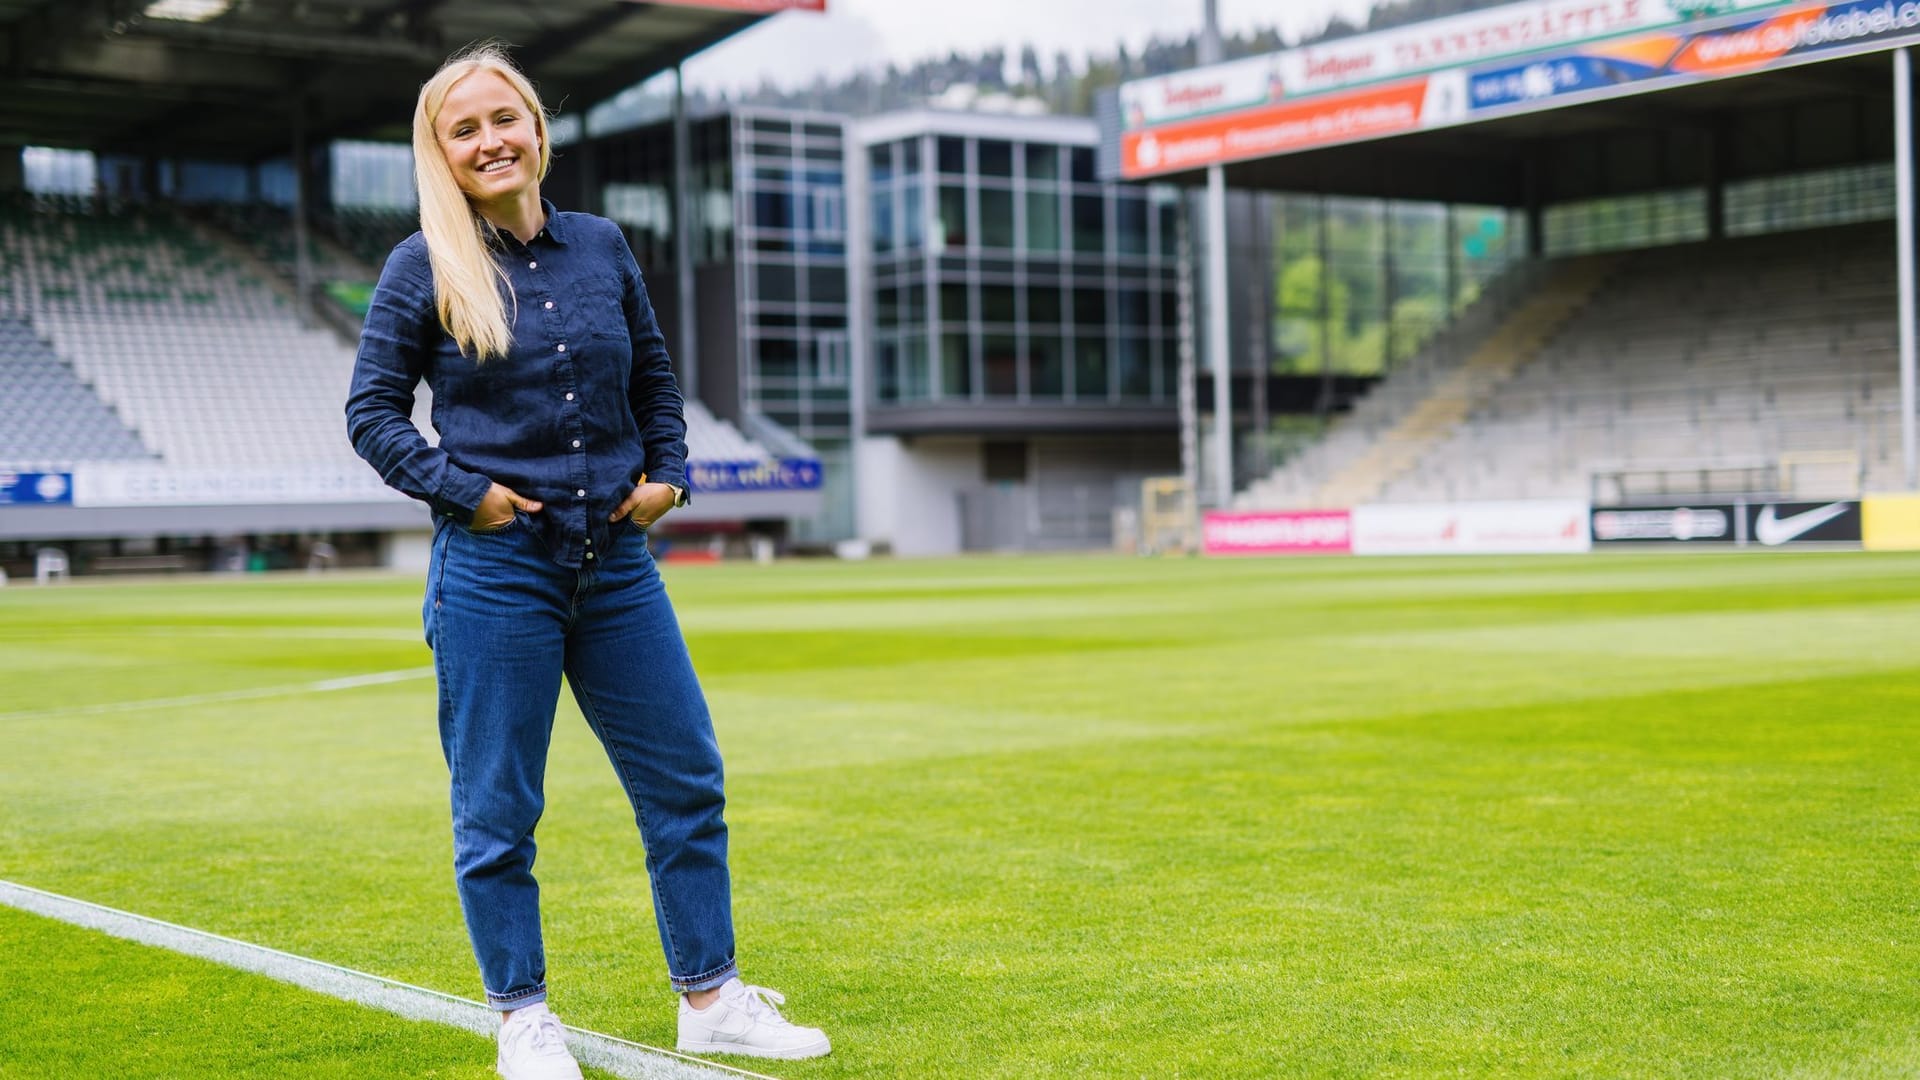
[1203,510,1354,556]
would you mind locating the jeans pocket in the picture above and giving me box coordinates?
[463,512,520,537]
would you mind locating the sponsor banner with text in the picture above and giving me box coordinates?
[1464,1,1920,118]
[1591,503,1739,542]
[687,458,824,493]
[1117,0,1920,177]
[0,471,75,505]
[73,465,408,507]
[1123,77,1440,177]
[1203,510,1353,556]
[1119,0,1790,132]
[1351,499,1591,555]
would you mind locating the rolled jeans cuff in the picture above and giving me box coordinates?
[673,960,738,994]
[487,982,549,1011]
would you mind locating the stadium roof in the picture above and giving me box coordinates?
[0,0,806,160]
[1158,52,1900,207]
[1109,1,1918,208]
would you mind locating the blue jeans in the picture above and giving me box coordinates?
[423,512,738,1009]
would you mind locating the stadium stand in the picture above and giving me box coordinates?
[0,195,796,481]
[0,315,153,469]
[320,206,418,275]
[200,202,369,294]
[1241,224,1900,509]
[0,196,371,468]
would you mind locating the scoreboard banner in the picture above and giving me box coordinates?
[1119,0,1920,178]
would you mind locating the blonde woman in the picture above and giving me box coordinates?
[345,45,829,1079]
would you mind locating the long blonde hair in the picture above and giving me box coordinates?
[412,44,552,361]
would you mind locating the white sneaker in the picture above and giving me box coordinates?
[677,978,831,1060]
[496,1002,584,1080]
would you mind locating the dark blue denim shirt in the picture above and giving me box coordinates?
[346,201,687,569]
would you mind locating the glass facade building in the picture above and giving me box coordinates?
[863,114,1182,412]
[572,108,855,540]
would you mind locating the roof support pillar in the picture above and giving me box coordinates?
[1896,49,1916,488]
[291,95,314,329]
[1523,159,1545,259]
[1705,120,1726,241]
[673,63,700,401]
[1206,163,1231,508]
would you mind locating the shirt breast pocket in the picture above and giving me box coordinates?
[580,285,629,345]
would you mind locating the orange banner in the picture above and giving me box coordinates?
[1121,78,1432,178]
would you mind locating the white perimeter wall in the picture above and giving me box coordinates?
[381,530,435,573]
[856,435,980,557]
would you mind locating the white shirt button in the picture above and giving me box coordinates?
[586,551,595,559]
[556,343,567,352]
[528,261,538,269]
[564,392,574,401]
[586,538,593,545]
[572,439,581,448]
[544,301,554,310]
[576,489,586,497]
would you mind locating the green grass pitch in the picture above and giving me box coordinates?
[3,550,1919,1078]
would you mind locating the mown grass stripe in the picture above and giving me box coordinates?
[0,879,773,1080]
[0,666,435,722]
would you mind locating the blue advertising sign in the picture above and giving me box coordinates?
[687,458,824,494]
[0,471,75,505]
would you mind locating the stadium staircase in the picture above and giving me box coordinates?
[1242,223,1903,507]
[1254,255,1622,509]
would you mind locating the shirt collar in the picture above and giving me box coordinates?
[481,198,568,252]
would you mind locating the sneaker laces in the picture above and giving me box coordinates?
[727,983,794,1027]
[507,1008,573,1059]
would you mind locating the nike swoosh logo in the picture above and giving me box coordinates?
[1754,502,1849,546]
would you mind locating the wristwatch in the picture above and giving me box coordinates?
[665,482,688,507]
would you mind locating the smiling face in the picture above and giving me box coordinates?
[435,70,542,211]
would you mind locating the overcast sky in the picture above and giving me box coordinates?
[682,1,1380,94]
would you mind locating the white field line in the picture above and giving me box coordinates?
[0,667,436,723]
[0,879,778,1080]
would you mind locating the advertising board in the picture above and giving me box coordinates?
[1351,499,1591,555]
[0,471,74,506]
[1590,504,1739,542]
[1745,500,1861,544]
[1119,0,1789,132]
[687,458,825,493]
[71,465,407,508]
[1590,501,1863,544]
[1863,493,1920,550]
[1118,0,1920,178]
[1202,510,1353,555]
